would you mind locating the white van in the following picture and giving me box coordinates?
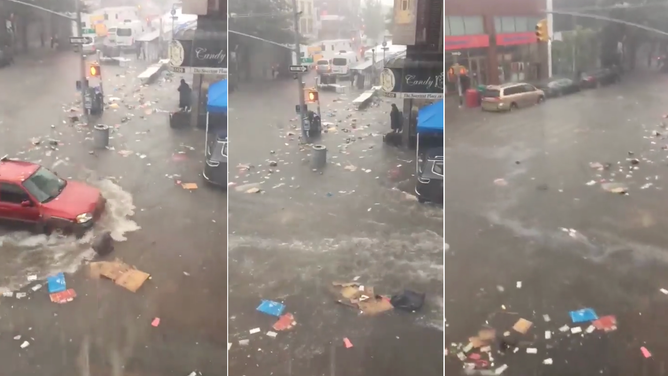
[114,20,144,48]
[106,27,117,44]
[330,51,358,77]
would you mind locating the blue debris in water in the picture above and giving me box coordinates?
[47,273,66,294]
[256,300,286,317]
[569,308,598,323]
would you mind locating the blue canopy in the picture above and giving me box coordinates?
[417,99,443,134]
[207,79,227,113]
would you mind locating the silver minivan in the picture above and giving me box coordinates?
[481,83,545,112]
[315,59,331,74]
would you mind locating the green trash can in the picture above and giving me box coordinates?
[476,85,486,105]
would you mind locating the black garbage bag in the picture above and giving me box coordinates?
[390,290,425,311]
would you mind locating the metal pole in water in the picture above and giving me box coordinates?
[291,0,306,140]
[75,0,88,123]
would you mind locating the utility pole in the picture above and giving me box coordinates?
[371,48,376,84]
[452,51,462,106]
[547,0,553,77]
[572,16,576,74]
[75,0,88,122]
[291,0,307,140]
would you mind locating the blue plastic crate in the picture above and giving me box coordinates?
[256,300,285,317]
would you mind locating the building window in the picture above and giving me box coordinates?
[514,17,531,32]
[462,16,483,35]
[495,17,540,33]
[444,16,483,36]
[307,19,312,34]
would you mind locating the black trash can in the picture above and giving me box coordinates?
[169,111,190,129]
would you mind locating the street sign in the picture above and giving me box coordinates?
[382,41,387,47]
[301,57,313,64]
[82,28,94,34]
[70,36,92,45]
[170,8,176,15]
[289,65,308,73]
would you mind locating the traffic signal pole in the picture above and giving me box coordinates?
[291,0,307,141]
[547,0,553,77]
[75,0,88,121]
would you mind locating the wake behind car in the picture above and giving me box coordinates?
[0,156,105,236]
[481,83,545,112]
[534,77,580,98]
[580,68,620,88]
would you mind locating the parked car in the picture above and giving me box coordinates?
[315,59,331,75]
[534,77,581,98]
[203,130,227,187]
[415,147,443,204]
[580,68,620,88]
[481,82,545,112]
[81,35,100,56]
[0,156,106,236]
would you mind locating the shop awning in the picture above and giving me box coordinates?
[207,79,227,113]
[417,100,443,133]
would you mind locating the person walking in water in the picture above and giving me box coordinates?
[390,103,402,133]
[178,79,192,112]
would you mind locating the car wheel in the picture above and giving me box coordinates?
[596,81,601,88]
[510,103,518,111]
[35,221,51,235]
[537,96,545,104]
[418,197,426,203]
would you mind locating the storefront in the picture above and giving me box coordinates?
[445,35,490,92]
[169,25,227,128]
[495,32,540,83]
[380,58,443,148]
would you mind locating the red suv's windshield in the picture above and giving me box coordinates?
[22,167,66,203]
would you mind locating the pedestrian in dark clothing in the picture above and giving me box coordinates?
[390,104,402,133]
[136,42,142,59]
[178,79,192,112]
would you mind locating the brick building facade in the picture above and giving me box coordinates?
[445,0,548,92]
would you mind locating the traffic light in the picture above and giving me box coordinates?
[305,88,318,103]
[535,19,548,42]
[89,64,100,77]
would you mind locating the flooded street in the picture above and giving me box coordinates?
[0,51,226,375]
[228,74,443,375]
[446,66,668,375]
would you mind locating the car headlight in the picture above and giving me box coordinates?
[76,213,93,223]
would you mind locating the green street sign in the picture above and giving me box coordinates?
[82,28,95,34]
[301,57,313,64]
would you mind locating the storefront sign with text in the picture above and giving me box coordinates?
[169,38,227,71]
[445,35,490,51]
[380,67,444,98]
[495,32,537,46]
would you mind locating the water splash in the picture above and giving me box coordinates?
[0,178,139,292]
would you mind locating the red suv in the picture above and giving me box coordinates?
[0,156,106,236]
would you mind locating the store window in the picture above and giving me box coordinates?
[495,17,541,33]
[444,16,484,36]
[500,17,516,33]
[462,17,484,35]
